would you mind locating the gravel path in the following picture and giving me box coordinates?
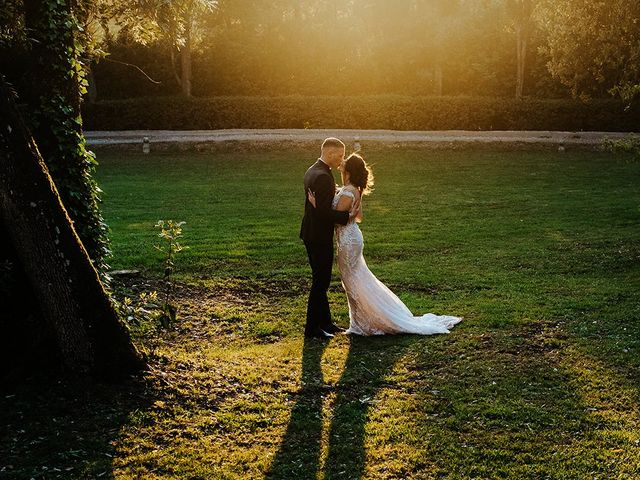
[85,129,635,147]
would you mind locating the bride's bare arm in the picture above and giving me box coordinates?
[334,195,353,212]
[338,188,361,221]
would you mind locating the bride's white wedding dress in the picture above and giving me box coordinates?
[333,185,462,335]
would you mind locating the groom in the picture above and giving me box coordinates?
[300,138,358,338]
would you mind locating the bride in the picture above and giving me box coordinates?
[308,153,462,335]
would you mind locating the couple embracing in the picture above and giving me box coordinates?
[300,138,462,339]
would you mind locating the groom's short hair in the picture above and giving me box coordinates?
[321,137,345,152]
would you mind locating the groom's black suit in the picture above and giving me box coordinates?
[300,159,349,335]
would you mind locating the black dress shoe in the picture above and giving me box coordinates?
[324,324,346,334]
[305,328,334,339]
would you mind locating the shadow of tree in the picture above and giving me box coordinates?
[400,322,640,478]
[0,374,157,479]
[568,289,640,396]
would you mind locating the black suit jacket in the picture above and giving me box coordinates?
[300,159,350,246]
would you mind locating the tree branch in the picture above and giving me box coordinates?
[103,57,162,84]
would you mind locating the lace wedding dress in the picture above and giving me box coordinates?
[333,185,462,335]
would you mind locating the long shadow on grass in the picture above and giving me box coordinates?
[0,375,155,480]
[570,292,640,400]
[405,324,640,478]
[267,335,411,480]
[267,336,329,479]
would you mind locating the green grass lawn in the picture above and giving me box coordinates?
[2,146,640,479]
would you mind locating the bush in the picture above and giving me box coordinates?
[82,95,640,132]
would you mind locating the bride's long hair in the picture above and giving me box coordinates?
[344,153,374,195]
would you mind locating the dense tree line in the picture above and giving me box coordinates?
[91,0,561,98]
[3,0,637,102]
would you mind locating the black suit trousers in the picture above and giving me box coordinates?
[304,241,334,333]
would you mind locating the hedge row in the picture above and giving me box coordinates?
[82,96,640,132]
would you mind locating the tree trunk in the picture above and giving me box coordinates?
[181,25,192,97]
[0,76,144,378]
[22,0,110,271]
[513,0,532,99]
[86,67,98,103]
[516,25,526,99]
[0,214,57,381]
[434,64,443,96]
[171,16,193,97]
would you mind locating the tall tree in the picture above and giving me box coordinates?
[104,0,218,97]
[506,0,535,99]
[0,0,144,378]
[1,75,144,377]
[418,0,465,96]
[537,0,640,104]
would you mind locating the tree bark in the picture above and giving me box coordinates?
[434,64,443,96]
[86,67,98,103]
[170,22,192,97]
[516,25,527,99]
[0,76,144,378]
[181,21,193,97]
[513,0,532,99]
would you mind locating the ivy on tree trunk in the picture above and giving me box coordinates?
[0,75,144,378]
[22,0,110,272]
[0,0,144,379]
